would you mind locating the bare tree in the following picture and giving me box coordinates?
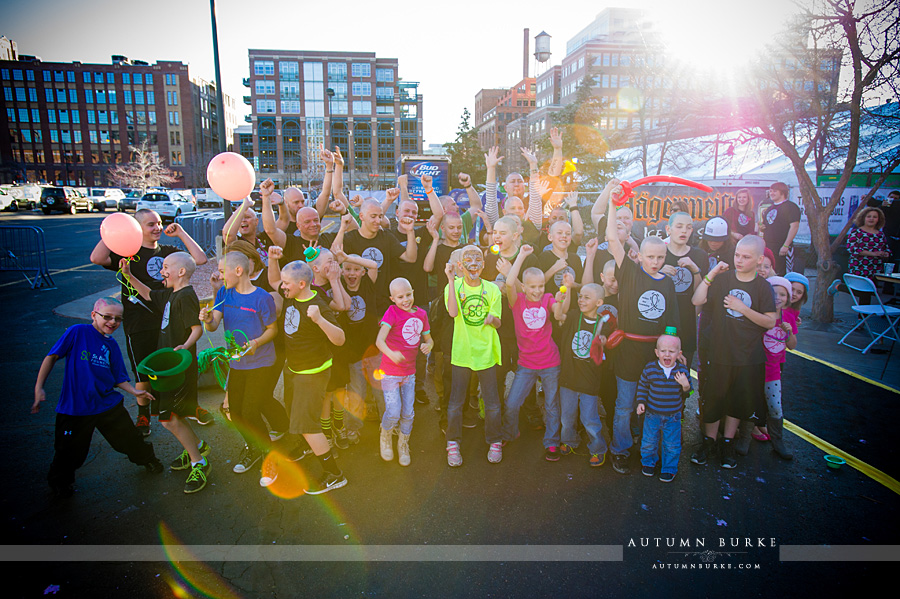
[107,141,179,192]
[734,0,900,322]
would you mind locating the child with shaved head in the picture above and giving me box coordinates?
[33,297,163,498]
[635,334,692,482]
[691,235,777,469]
[123,252,210,493]
[604,182,680,475]
[200,251,284,478]
[375,277,433,466]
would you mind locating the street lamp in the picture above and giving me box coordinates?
[209,0,230,217]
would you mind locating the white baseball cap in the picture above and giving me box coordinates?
[703,217,729,242]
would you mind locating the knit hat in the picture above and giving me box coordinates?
[763,247,776,266]
[702,217,729,242]
[767,276,792,294]
[784,272,810,295]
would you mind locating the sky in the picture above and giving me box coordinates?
[3,0,799,145]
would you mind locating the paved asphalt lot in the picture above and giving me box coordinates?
[0,210,897,597]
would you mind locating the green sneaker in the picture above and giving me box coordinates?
[184,461,210,494]
[170,440,211,471]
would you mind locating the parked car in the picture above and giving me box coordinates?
[136,191,197,221]
[120,190,142,211]
[3,184,41,210]
[76,188,126,212]
[0,187,15,211]
[40,186,80,214]
[194,187,224,208]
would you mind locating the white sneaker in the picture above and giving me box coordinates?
[397,432,411,467]
[447,441,463,467]
[380,427,394,461]
[259,459,278,487]
[487,442,503,464]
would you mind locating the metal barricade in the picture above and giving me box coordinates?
[0,225,55,289]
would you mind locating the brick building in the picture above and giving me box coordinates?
[0,53,235,186]
[245,49,423,191]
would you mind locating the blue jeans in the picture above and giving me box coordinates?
[559,388,607,455]
[612,377,638,456]
[347,356,384,432]
[381,374,415,435]
[640,412,682,475]
[502,365,560,448]
[447,366,501,444]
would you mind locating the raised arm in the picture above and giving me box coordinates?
[692,261,728,306]
[548,127,564,178]
[566,193,584,245]
[522,147,543,229]
[423,217,441,273]
[445,262,459,319]
[506,244,533,308]
[484,146,503,225]
[419,174,444,220]
[552,271,574,321]
[381,186,401,216]
[332,146,346,204]
[165,223,207,266]
[222,196,252,245]
[267,245,284,291]
[314,149,335,221]
[458,172,482,212]
[591,180,615,232]
[261,179,287,247]
[605,181,626,267]
[581,237,599,285]
[120,258,150,301]
[399,223,418,263]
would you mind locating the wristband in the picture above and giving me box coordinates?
[326,169,334,173]
[423,187,434,194]
[463,184,472,189]
[703,276,713,286]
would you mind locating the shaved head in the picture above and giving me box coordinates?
[581,283,603,298]
[93,296,122,312]
[282,260,314,285]
[361,198,381,215]
[389,277,412,295]
[640,236,666,252]
[165,251,196,278]
[737,234,765,257]
[223,251,250,274]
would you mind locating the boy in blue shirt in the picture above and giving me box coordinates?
[635,334,692,482]
[32,298,163,498]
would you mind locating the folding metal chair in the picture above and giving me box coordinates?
[837,274,900,354]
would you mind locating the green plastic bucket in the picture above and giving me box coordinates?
[137,348,193,392]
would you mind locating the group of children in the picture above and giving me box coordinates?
[35,143,812,497]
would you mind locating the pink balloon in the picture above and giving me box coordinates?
[207,152,256,201]
[100,213,142,258]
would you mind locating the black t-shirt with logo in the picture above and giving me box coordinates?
[664,245,709,354]
[538,249,584,296]
[283,230,337,264]
[706,270,776,366]
[761,200,801,250]
[149,286,200,358]
[281,291,340,373]
[723,207,755,238]
[343,229,406,313]
[388,221,429,306]
[614,257,680,381]
[559,308,617,394]
[106,244,179,335]
[329,276,378,365]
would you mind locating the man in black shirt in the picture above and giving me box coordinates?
[260,179,337,264]
[690,235,777,470]
[760,182,800,275]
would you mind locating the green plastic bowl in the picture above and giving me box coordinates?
[137,348,193,392]
[824,455,846,470]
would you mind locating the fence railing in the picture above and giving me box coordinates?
[175,212,226,257]
[0,225,55,288]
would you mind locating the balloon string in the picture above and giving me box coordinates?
[116,255,140,298]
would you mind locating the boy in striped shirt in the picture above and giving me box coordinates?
[635,334,692,482]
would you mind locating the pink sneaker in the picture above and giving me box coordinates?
[487,442,503,464]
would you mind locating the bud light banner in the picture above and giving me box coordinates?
[400,157,451,201]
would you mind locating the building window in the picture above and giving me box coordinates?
[42,71,50,82]
[31,109,39,123]
[171,151,183,165]
[146,90,154,104]
[280,81,299,99]
[149,111,156,125]
[254,60,275,76]
[100,130,110,144]
[351,63,371,78]
[279,61,299,81]
[72,110,80,123]
[67,71,75,82]
[255,80,275,95]
[123,73,131,84]
[133,73,142,85]
[330,100,348,114]
[330,82,347,100]
[351,82,371,96]
[56,89,66,103]
[18,108,29,123]
[352,101,371,115]
[50,130,59,143]
[376,68,394,83]
[328,62,347,82]
[87,110,95,124]
[135,90,145,105]
[376,105,393,115]
[304,62,324,118]
[258,120,277,172]
[170,131,181,145]
[256,100,276,113]
[281,100,301,113]
[145,73,153,85]
[89,131,98,144]
[48,109,57,123]
[83,72,91,83]
[283,120,302,174]
[111,111,118,124]
[60,110,69,124]
[124,90,132,104]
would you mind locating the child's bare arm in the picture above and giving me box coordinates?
[176,324,203,352]
[119,258,151,301]
[32,355,58,413]
[375,323,404,363]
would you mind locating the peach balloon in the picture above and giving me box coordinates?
[100,213,142,257]
[207,152,255,201]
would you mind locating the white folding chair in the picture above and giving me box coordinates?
[837,274,900,354]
